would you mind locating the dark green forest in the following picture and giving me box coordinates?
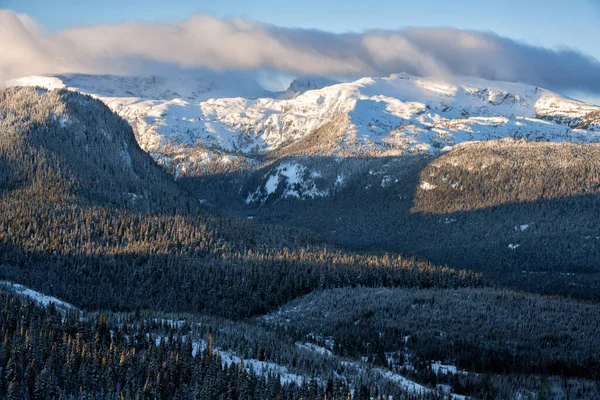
[1,87,599,399]
[266,287,600,379]
[195,141,600,301]
[0,87,479,318]
[0,292,358,400]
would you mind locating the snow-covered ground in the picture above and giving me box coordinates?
[220,351,306,386]
[156,336,307,386]
[296,342,333,357]
[0,281,76,312]
[4,72,600,180]
[245,161,329,203]
[336,360,466,399]
[431,362,469,375]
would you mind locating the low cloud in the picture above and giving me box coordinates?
[1,9,599,95]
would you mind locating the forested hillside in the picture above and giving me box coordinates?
[0,87,192,211]
[0,87,479,318]
[205,140,600,301]
[1,86,600,399]
[265,287,600,399]
[0,292,358,400]
[412,139,600,213]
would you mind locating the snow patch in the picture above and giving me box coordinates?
[296,342,333,357]
[381,175,392,187]
[0,281,76,312]
[431,362,459,375]
[247,162,328,203]
[265,174,280,195]
[220,352,306,386]
[420,181,437,191]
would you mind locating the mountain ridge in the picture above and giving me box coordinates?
[4,72,599,181]
[0,86,192,210]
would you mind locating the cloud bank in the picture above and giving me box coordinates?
[1,9,599,95]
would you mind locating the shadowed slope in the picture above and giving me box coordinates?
[0,87,479,317]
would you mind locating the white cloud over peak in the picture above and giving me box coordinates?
[1,9,599,95]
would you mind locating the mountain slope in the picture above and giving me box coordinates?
[0,86,190,210]
[5,73,600,180]
[0,86,477,317]
[2,80,600,399]
[203,139,600,301]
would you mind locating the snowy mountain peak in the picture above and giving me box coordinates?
[4,72,599,179]
[2,72,278,101]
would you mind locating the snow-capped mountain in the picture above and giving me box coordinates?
[4,73,600,179]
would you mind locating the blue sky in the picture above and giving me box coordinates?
[5,0,600,60]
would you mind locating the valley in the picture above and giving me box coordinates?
[0,74,599,399]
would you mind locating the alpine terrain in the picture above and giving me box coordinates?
[1,69,600,399]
